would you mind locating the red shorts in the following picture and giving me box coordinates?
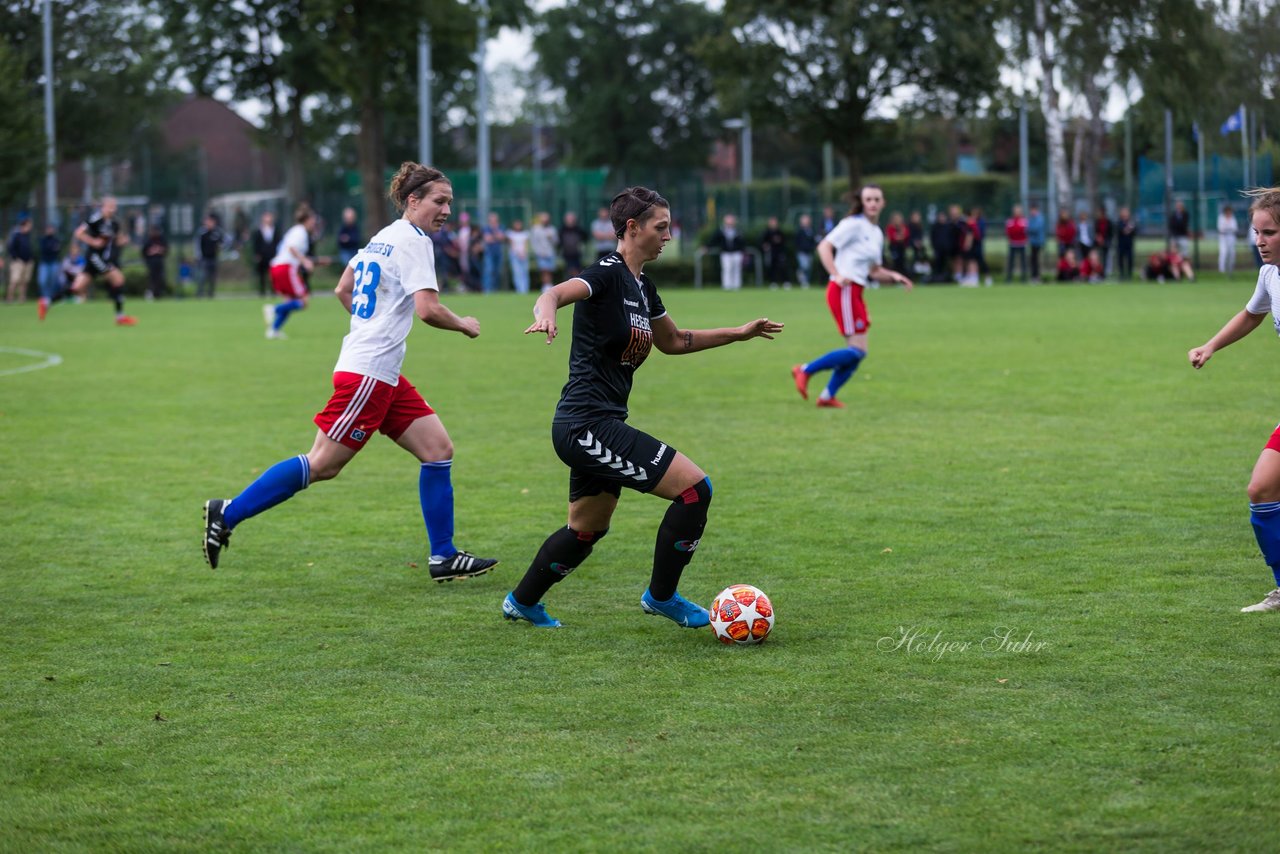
[313,372,435,450]
[270,263,306,299]
[826,280,870,336]
[1266,424,1280,454]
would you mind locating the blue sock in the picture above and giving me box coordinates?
[223,455,311,530]
[805,346,865,375]
[1250,502,1280,586]
[273,299,305,331]
[420,460,456,560]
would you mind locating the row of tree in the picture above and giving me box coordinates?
[2,0,1277,228]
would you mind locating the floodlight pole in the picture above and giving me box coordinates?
[476,0,491,223]
[723,116,750,223]
[1018,97,1029,214]
[43,0,57,225]
[418,22,432,166]
[1164,109,1173,245]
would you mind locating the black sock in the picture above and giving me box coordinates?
[109,285,124,314]
[513,526,606,606]
[649,478,712,601]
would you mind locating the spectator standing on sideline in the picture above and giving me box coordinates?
[907,210,928,275]
[196,213,223,298]
[760,215,788,286]
[454,212,475,291]
[481,212,506,294]
[251,212,278,297]
[6,216,34,304]
[819,205,838,238]
[1218,204,1239,275]
[709,214,746,291]
[530,212,559,292]
[1055,208,1077,261]
[951,205,974,284]
[929,209,953,283]
[794,214,817,287]
[506,219,532,295]
[971,207,990,281]
[1094,206,1112,276]
[142,224,169,299]
[1169,199,1191,256]
[337,207,361,268]
[36,224,61,316]
[1075,210,1094,263]
[590,206,614,260]
[885,212,909,277]
[559,211,587,279]
[1004,205,1028,282]
[1116,206,1137,280]
[1027,204,1046,281]
[430,223,456,292]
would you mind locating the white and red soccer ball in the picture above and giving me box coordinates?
[710,584,774,645]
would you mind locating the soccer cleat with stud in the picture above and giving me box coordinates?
[1241,588,1280,613]
[791,364,810,400]
[640,588,711,628]
[429,550,499,582]
[502,592,561,627]
[37,297,49,321]
[115,315,138,326]
[816,397,845,409]
[203,498,232,569]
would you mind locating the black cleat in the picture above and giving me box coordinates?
[429,550,499,582]
[203,499,232,569]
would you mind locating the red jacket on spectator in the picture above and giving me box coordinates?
[1005,215,1028,247]
[1056,218,1077,247]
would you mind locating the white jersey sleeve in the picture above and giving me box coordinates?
[1245,266,1280,330]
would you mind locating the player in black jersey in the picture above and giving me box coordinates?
[69,197,136,325]
[503,187,784,629]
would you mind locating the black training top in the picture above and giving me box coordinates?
[81,210,120,265]
[553,251,667,424]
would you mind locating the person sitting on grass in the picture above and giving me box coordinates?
[1080,248,1105,283]
[1056,247,1080,282]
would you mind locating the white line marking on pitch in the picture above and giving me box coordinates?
[0,346,63,377]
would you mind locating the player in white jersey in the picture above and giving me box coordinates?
[1189,187,1280,612]
[263,204,318,339]
[204,162,498,582]
[790,185,913,408]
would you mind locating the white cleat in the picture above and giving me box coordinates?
[1241,588,1280,613]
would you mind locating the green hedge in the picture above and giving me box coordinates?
[828,172,1019,217]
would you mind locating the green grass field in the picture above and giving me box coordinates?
[3,276,1279,851]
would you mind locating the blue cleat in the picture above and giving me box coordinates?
[502,592,562,628]
[640,588,711,628]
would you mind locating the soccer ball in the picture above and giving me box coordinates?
[710,584,774,645]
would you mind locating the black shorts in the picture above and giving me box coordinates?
[84,253,119,277]
[552,418,677,502]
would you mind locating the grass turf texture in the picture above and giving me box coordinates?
[2,277,1279,851]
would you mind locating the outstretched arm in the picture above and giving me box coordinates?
[869,263,913,290]
[652,314,784,355]
[1189,309,1266,369]
[525,278,591,344]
